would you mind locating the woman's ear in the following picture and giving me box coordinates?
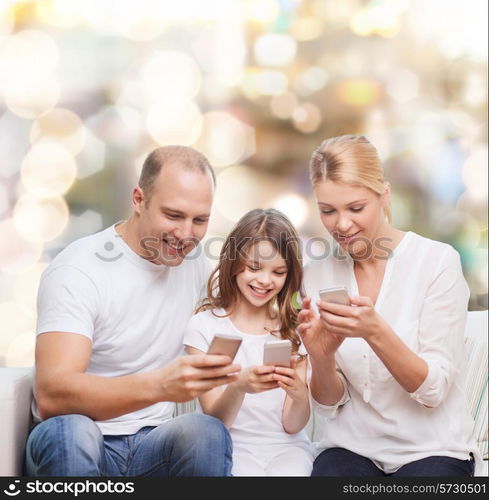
[381,182,391,206]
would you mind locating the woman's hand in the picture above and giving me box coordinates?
[233,365,279,394]
[317,295,384,340]
[272,358,308,402]
[298,297,344,359]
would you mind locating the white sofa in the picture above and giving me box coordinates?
[0,310,487,477]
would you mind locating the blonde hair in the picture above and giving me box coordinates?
[309,135,392,223]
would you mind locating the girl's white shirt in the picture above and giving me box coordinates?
[303,231,483,475]
[184,308,312,448]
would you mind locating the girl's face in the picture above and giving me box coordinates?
[235,240,288,309]
[313,179,389,258]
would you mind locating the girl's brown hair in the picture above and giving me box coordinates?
[197,208,303,355]
[309,134,392,223]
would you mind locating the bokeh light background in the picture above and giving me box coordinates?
[0,0,487,367]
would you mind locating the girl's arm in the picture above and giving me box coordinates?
[275,356,310,434]
[185,346,278,428]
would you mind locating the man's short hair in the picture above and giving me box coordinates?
[138,146,216,204]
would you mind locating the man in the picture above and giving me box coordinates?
[25,146,240,476]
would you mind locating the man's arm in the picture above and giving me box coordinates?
[35,332,240,421]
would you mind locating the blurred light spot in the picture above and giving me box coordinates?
[461,72,487,108]
[36,0,82,28]
[336,79,381,107]
[192,24,246,87]
[255,70,288,96]
[0,111,31,179]
[0,301,36,358]
[4,76,60,119]
[245,0,280,23]
[6,331,35,367]
[269,91,298,119]
[76,129,106,179]
[0,184,8,217]
[147,99,202,146]
[21,142,77,197]
[254,33,297,67]
[462,147,488,201]
[469,248,488,294]
[386,69,419,103]
[87,106,142,151]
[30,108,86,156]
[194,111,255,167]
[271,193,309,229]
[0,6,14,37]
[350,4,403,37]
[0,30,59,79]
[0,219,43,274]
[290,17,325,41]
[294,66,329,96]
[292,103,322,133]
[142,50,202,100]
[214,166,261,222]
[13,194,69,243]
[14,262,49,310]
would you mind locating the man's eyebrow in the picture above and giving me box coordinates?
[160,207,210,218]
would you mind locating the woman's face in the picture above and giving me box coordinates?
[313,179,389,258]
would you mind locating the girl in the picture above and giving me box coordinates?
[183,208,314,476]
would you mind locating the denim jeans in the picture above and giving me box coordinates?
[311,447,475,477]
[24,413,233,477]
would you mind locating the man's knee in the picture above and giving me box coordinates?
[26,414,104,475]
[172,413,231,449]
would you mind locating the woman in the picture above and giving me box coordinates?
[299,134,482,476]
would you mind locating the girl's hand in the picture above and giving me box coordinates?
[298,297,344,359]
[272,358,308,402]
[233,365,279,394]
[317,295,383,340]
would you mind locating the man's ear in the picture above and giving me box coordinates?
[132,186,145,214]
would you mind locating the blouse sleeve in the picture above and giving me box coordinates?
[309,369,351,419]
[408,246,470,408]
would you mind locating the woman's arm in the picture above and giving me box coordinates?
[298,298,347,406]
[317,248,469,406]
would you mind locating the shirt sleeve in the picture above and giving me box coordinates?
[309,368,351,419]
[183,313,211,353]
[408,246,470,408]
[36,265,100,341]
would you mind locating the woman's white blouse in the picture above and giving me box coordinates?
[303,231,482,474]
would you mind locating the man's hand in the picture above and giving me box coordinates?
[153,354,241,402]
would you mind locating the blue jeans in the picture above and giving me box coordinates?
[24,413,233,476]
[311,447,474,477]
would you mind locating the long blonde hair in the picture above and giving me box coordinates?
[309,135,392,223]
[197,209,303,355]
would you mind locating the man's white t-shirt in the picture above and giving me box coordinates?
[33,224,211,435]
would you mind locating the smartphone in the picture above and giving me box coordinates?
[319,285,350,306]
[263,339,292,367]
[207,334,242,360]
